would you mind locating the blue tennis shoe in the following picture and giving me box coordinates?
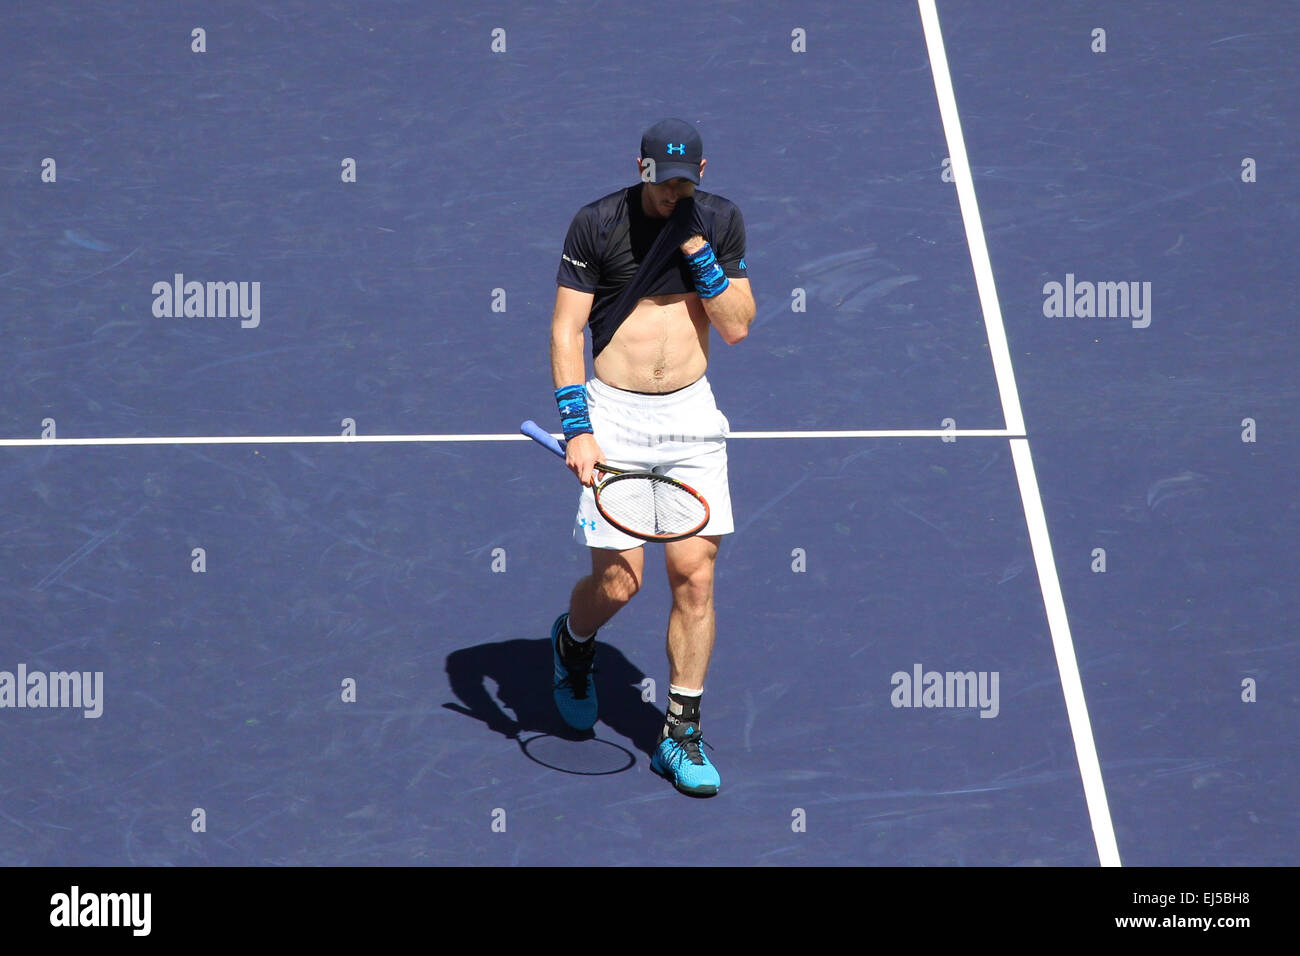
[551,613,597,730]
[651,721,720,796]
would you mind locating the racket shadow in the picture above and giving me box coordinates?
[442,637,666,758]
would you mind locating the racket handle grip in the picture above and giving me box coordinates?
[520,420,566,458]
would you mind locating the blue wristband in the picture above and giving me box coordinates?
[555,384,594,440]
[684,242,730,299]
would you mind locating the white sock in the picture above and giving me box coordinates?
[565,616,594,643]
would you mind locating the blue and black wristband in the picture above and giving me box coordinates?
[684,242,730,299]
[555,384,594,441]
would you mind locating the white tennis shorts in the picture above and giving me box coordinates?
[574,375,733,550]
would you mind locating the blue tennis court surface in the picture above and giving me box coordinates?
[1,1,1295,866]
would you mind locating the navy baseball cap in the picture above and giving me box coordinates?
[640,118,703,183]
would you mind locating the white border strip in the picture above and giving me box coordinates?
[0,429,1022,448]
[919,0,1121,867]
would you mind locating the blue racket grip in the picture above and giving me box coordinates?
[520,420,566,459]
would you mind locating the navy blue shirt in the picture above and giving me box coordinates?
[556,183,749,359]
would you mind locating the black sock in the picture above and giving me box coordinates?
[662,691,702,739]
[559,616,595,661]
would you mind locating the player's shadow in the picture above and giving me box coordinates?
[442,638,665,760]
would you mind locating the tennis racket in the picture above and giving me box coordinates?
[520,419,710,543]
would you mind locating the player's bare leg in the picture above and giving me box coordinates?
[552,545,643,731]
[652,534,722,795]
[663,534,719,690]
[569,545,643,635]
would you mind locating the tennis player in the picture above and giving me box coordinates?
[548,118,754,796]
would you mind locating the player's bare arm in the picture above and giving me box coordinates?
[680,232,755,344]
[549,285,603,486]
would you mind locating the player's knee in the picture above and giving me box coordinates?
[669,565,714,611]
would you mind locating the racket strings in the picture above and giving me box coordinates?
[597,476,706,537]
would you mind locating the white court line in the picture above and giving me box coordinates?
[919,0,1122,867]
[0,434,530,447]
[0,429,1021,448]
[730,429,1020,439]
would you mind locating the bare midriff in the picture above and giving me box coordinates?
[593,292,709,393]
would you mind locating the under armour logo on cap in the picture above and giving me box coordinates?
[640,118,703,183]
